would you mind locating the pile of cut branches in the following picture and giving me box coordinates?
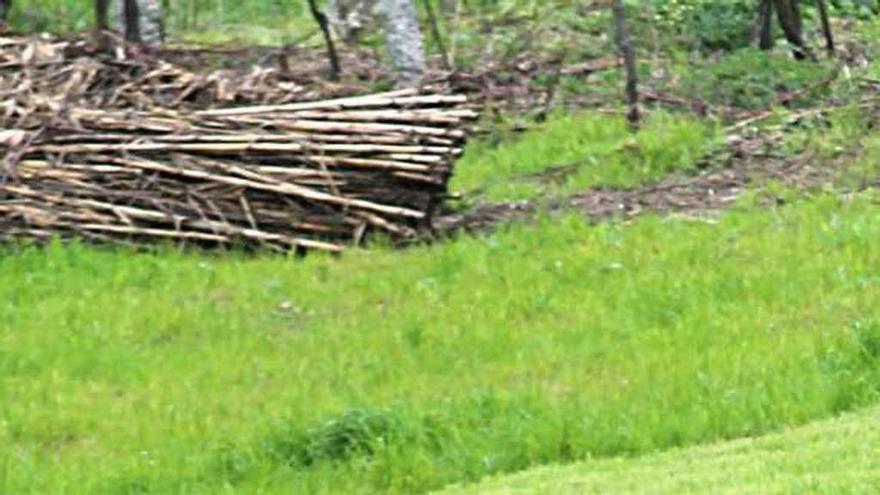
[0,35,477,252]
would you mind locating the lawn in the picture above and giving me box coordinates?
[2,191,880,494]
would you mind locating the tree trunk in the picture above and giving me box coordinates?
[94,0,110,49]
[612,0,640,130]
[379,0,426,88]
[816,0,835,57]
[307,0,342,80]
[118,0,163,46]
[772,0,808,59]
[757,0,774,50]
[95,0,109,30]
[120,0,141,43]
[0,0,11,24]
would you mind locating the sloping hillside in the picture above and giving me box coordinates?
[438,406,880,495]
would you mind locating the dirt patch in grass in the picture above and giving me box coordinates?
[434,119,876,236]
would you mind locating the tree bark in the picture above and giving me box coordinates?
[612,0,640,130]
[816,0,835,57]
[379,0,426,88]
[137,0,164,46]
[757,0,774,50]
[117,0,163,46]
[0,0,11,24]
[772,0,808,59]
[307,0,342,80]
[95,0,109,30]
[94,0,110,49]
[121,0,141,43]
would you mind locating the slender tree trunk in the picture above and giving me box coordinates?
[138,0,164,46]
[612,0,640,130]
[0,0,11,24]
[757,0,774,50]
[422,0,451,70]
[122,0,141,43]
[773,0,808,59]
[117,0,163,46]
[379,0,426,88]
[816,0,835,57]
[95,0,109,30]
[94,0,110,49]
[307,0,342,80]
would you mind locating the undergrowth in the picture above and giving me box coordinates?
[452,112,718,202]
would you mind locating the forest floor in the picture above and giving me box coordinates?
[150,29,880,243]
[436,117,876,236]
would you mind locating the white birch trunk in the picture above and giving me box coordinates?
[114,0,163,46]
[137,0,163,46]
[378,0,425,88]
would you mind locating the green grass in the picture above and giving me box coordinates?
[451,112,718,201]
[2,191,880,493]
[4,4,880,493]
[438,404,880,495]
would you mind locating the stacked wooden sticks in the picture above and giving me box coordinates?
[1,86,477,252]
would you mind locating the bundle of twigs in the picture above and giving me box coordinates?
[1,86,477,252]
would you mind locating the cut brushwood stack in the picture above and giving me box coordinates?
[1,39,477,252]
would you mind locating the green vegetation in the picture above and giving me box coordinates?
[2,192,880,494]
[439,405,880,495]
[5,1,880,494]
[677,48,836,110]
[452,112,717,201]
[6,0,313,44]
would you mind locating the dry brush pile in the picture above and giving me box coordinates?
[0,35,477,252]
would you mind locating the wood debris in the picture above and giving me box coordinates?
[0,35,477,252]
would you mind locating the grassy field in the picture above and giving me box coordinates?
[5,4,880,493]
[439,404,880,495]
[2,190,880,493]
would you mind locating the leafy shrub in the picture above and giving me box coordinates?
[650,0,755,51]
[265,409,401,467]
[681,48,832,110]
[830,0,879,18]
